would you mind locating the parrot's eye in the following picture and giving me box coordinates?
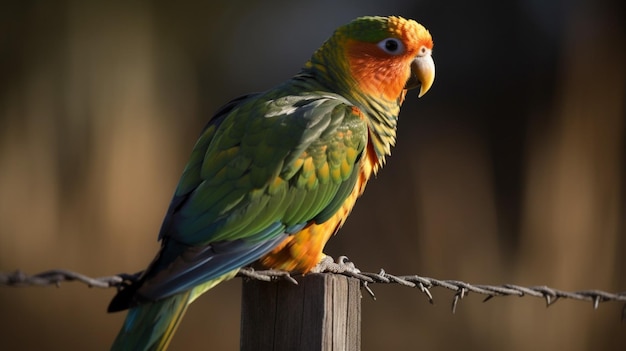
[377,38,404,55]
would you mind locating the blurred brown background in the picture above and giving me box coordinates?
[1,1,624,350]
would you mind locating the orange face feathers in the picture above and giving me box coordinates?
[345,40,414,100]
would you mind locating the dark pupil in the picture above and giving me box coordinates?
[385,39,398,52]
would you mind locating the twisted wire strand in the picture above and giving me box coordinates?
[2,268,625,319]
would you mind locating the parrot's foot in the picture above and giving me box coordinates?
[311,255,362,275]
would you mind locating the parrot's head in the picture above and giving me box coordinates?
[306,16,435,102]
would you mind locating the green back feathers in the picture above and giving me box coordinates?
[162,92,367,246]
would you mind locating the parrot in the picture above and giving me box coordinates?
[108,15,435,350]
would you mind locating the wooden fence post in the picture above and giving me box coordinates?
[240,273,361,351]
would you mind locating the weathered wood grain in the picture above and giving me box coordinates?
[241,273,361,351]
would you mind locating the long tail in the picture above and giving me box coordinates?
[111,291,191,351]
[110,271,237,351]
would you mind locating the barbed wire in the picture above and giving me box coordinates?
[0,269,137,289]
[2,267,625,319]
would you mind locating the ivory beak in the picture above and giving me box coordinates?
[406,51,435,98]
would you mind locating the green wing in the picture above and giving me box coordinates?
[115,90,367,304]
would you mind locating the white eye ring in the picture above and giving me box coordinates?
[377,38,405,55]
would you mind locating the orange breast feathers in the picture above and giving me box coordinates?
[259,143,377,273]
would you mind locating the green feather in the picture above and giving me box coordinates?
[161,94,368,249]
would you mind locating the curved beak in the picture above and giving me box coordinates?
[405,51,435,98]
